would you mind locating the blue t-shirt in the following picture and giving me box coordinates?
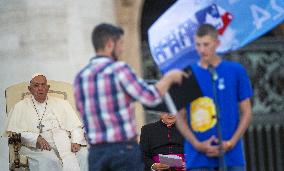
[184,60,253,169]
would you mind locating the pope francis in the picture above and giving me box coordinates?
[5,74,88,171]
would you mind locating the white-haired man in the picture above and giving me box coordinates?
[5,74,88,171]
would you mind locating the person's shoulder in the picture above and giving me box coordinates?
[14,97,29,107]
[75,56,108,77]
[190,63,204,73]
[222,60,245,70]
[113,61,130,69]
[142,121,160,131]
[48,96,66,103]
[48,96,74,109]
[111,61,136,74]
[222,60,241,66]
[75,60,93,77]
[190,63,199,69]
[10,97,32,112]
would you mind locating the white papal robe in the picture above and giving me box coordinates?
[5,96,88,171]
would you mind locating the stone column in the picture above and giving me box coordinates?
[115,0,146,138]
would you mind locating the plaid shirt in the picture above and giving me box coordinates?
[74,57,162,144]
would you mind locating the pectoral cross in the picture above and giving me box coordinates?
[37,122,45,133]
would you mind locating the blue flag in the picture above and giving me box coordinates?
[148,0,284,73]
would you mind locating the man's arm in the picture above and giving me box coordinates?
[223,98,252,151]
[155,69,188,96]
[117,64,187,106]
[71,127,86,145]
[21,132,39,148]
[21,132,51,151]
[21,132,50,151]
[176,109,219,157]
[59,99,87,152]
[176,109,199,148]
[71,127,87,152]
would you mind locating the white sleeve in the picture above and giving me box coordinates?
[21,132,39,148]
[71,127,87,145]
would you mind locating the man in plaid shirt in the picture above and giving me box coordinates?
[74,23,187,171]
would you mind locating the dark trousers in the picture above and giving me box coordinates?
[89,141,144,171]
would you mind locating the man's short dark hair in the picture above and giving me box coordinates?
[195,24,218,39]
[92,23,124,51]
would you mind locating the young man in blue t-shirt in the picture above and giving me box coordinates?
[176,24,253,171]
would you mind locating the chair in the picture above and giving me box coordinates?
[5,80,79,171]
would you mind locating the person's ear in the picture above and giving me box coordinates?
[106,39,114,50]
[215,39,220,47]
[28,86,32,92]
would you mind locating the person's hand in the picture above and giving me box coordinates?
[152,163,170,171]
[165,69,189,85]
[71,143,81,153]
[222,140,234,152]
[181,161,187,171]
[36,135,51,151]
[194,136,220,157]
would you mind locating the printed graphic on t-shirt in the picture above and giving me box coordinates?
[190,97,217,132]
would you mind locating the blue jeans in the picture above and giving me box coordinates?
[88,141,144,171]
[187,166,245,171]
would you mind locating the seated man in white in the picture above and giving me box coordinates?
[5,74,88,171]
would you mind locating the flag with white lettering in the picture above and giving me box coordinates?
[148,0,284,73]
